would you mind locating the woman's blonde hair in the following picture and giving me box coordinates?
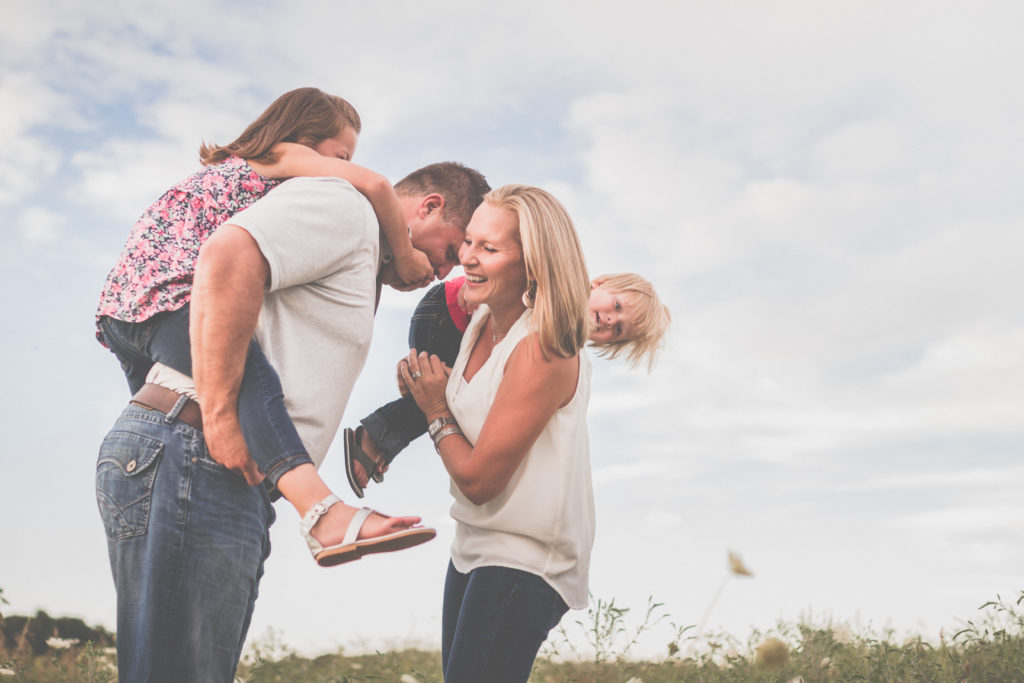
[485,184,590,358]
[199,87,361,165]
[589,273,672,371]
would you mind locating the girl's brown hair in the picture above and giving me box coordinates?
[199,87,361,166]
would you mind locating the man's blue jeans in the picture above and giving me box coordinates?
[442,561,569,683]
[360,282,464,462]
[96,404,275,682]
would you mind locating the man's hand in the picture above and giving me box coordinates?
[203,414,265,485]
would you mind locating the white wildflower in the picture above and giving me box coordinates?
[399,675,420,683]
[46,637,79,649]
[832,624,853,644]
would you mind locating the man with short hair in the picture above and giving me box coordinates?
[96,162,488,682]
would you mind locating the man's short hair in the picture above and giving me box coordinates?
[394,162,490,230]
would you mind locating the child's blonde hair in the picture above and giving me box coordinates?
[589,273,671,371]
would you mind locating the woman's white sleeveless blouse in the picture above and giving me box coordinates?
[445,306,595,609]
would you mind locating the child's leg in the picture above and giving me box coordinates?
[103,307,432,560]
[359,282,465,463]
[98,308,193,394]
[107,305,315,486]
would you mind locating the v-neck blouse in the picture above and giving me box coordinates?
[444,305,595,609]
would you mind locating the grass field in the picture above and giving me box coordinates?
[3,590,1024,681]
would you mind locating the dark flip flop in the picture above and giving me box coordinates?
[343,426,383,498]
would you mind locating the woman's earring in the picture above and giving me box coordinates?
[522,280,537,308]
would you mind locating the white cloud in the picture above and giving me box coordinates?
[18,207,66,244]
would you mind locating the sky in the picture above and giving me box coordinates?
[2,0,1023,661]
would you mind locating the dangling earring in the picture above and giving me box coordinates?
[522,280,537,309]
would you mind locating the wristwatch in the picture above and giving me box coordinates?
[428,415,457,439]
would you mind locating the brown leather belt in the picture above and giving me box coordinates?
[130,383,203,431]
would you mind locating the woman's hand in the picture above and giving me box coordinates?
[400,349,451,419]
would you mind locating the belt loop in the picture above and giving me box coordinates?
[166,393,188,424]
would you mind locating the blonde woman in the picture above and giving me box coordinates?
[403,184,593,682]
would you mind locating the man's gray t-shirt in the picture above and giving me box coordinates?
[230,176,380,467]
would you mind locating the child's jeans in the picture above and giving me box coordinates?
[359,282,464,462]
[98,305,313,487]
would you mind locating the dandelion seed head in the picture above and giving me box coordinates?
[755,637,789,669]
[728,550,754,577]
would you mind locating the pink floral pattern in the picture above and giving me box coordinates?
[96,157,281,337]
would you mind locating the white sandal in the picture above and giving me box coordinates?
[300,494,436,567]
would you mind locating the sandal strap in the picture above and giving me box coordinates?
[342,507,373,547]
[300,493,341,555]
[350,429,383,481]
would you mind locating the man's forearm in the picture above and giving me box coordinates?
[191,224,268,483]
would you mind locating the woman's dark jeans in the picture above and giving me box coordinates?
[98,305,312,487]
[442,561,568,683]
[359,282,464,463]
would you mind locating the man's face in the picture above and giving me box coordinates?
[410,216,464,280]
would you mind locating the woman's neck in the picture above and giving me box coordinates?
[487,302,527,339]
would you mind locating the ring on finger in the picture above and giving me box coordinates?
[411,370,422,380]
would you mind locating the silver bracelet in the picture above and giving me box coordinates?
[432,424,462,452]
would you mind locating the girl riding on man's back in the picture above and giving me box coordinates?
[96,87,438,566]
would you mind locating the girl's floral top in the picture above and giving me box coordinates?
[95,156,281,343]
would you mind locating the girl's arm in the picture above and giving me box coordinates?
[252,143,433,287]
[403,335,579,505]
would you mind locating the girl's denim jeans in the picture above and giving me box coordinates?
[360,282,465,462]
[98,304,312,486]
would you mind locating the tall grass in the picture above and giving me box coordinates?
[4,592,1024,681]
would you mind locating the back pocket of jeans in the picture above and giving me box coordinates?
[96,430,164,541]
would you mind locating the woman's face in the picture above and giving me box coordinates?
[588,283,637,343]
[459,202,527,312]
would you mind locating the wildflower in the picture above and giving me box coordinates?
[0,669,13,677]
[46,637,79,650]
[399,675,420,683]
[832,624,853,644]
[625,678,644,683]
[755,637,789,669]
[820,657,838,680]
[728,550,753,577]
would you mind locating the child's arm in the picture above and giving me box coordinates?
[253,143,434,288]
